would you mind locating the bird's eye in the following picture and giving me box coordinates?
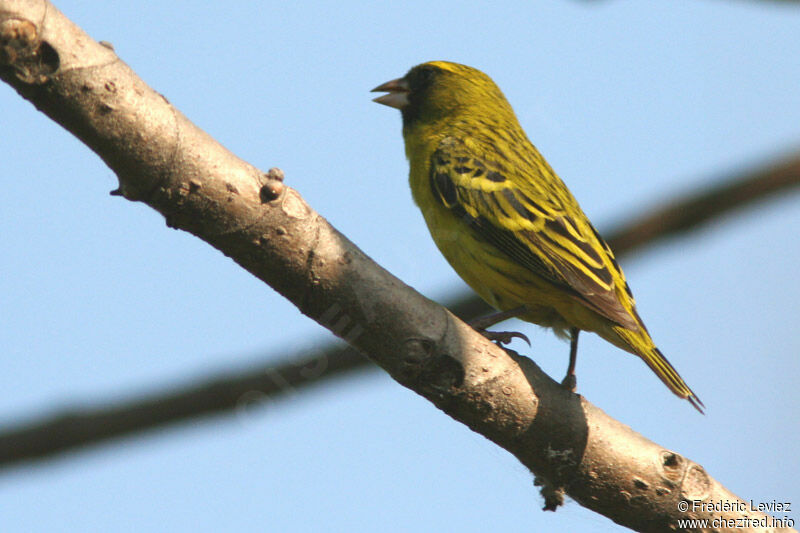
[419,66,436,82]
[411,66,438,89]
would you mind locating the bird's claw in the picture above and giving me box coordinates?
[560,373,577,392]
[480,330,531,347]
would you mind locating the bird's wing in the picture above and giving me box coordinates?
[430,137,639,330]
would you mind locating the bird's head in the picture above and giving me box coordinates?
[372,61,515,128]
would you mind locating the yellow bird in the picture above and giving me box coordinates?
[372,61,703,412]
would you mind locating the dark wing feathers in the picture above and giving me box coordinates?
[430,138,638,330]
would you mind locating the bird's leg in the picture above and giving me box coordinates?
[561,328,579,392]
[468,305,530,346]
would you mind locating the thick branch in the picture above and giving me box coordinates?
[0,2,794,531]
[1,144,797,471]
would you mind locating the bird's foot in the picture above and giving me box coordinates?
[479,329,530,347]
[560,327,579,392]
[560,373,577,392]
[468,306,527,331]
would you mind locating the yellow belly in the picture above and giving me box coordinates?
[407,140,635,349]
[420,198,573,334]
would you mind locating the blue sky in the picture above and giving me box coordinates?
[1,1,799,531]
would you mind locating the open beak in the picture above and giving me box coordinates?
[371,77,410,109]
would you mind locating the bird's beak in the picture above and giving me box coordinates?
[371,77,410,109]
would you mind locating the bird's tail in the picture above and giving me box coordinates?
[644,346,704,413]
[614,327,704,413]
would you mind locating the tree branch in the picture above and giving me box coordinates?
[1,2,795,531]
[605,152,800,255]
[1,146,797,471]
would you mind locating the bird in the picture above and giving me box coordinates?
[372,61,703,413]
